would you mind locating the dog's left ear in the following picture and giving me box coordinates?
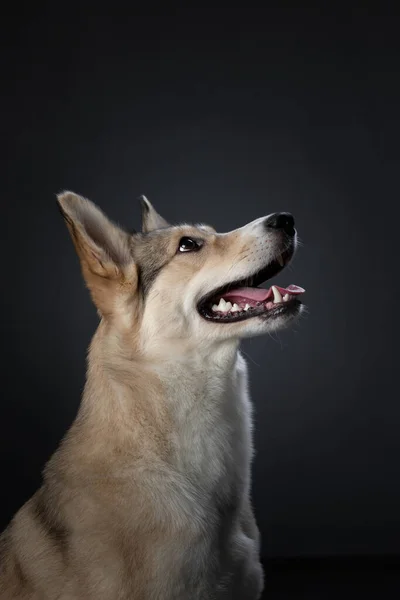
[140,195,170,232]
[57,191,137,317]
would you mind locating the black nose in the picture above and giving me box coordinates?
[264,212,295,236]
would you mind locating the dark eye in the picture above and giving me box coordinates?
[178,237,201,252]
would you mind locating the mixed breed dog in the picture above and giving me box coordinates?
[0,192,305,599]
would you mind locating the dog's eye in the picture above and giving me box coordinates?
[178,237,201,253]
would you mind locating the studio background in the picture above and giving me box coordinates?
[1,6,399,565]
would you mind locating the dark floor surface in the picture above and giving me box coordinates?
[261,556,400,598]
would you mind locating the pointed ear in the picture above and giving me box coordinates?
[140,195,170,232]
[57,191,137,316]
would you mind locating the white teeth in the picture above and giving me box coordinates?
[212,299,254,314]
[217,298,227,311]
[213,290,289,314]
[272,285,282,304]
[213,298,251,314]
[215,298,233,313]
[277,255,284,267]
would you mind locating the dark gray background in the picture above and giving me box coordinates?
[1,7,399,560]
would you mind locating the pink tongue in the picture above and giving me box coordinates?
[221,284,305,302]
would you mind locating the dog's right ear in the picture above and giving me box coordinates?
[57,191,137,316]
[140,195,170,232]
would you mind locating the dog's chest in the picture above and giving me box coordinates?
[166,353,252,498]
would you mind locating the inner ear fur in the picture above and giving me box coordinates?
[57,191,138,315]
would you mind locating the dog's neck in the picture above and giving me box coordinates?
[76,319,241,430]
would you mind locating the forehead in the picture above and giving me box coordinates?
[194,223,217,234]
[135,223,217,249]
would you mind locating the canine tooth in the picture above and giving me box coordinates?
[244,304,251,311]
[212,304,219,312]
[218,298,227,311]
[277,255,284,267]
[231,303,240,312]
[272,286,282,304]
[283,294,290,302]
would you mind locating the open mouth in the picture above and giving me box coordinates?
[198,247,305,323]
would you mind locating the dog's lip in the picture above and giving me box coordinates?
[198,295,303,323]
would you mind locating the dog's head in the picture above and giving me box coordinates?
[58,192,305,354]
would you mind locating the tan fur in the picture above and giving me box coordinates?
[0,192,303,599]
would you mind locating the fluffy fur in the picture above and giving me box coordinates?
[0,192,303,599]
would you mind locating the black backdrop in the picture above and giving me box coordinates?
[1,6,400,562]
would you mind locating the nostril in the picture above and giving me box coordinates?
[265,212,295,236]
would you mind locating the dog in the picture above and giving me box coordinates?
[0,192,305,599]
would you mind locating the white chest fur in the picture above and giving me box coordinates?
[160,348,253,513]
[147,348,261,599]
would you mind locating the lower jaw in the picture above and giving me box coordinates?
[199,298,302,323]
